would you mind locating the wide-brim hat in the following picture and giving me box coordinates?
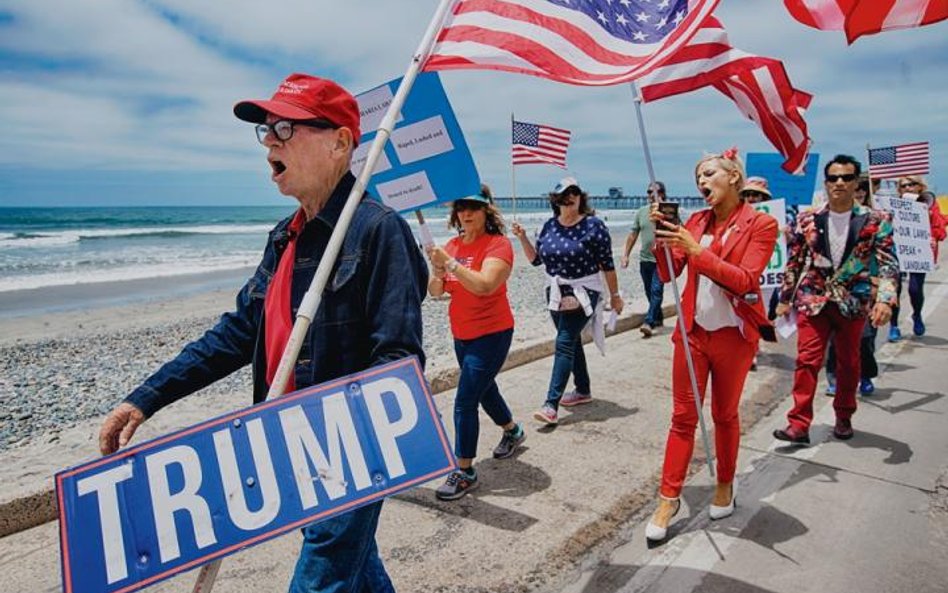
[740,177,772,199]
[234,73,361,145]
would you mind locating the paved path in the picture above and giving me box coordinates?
[2,271,946,593]
[558,274,948,593]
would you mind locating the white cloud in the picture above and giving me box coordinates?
[0,0,945,199]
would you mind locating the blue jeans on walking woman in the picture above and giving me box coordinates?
[545,291,599,409]
[453,328,515,459]
[289,501,394,592]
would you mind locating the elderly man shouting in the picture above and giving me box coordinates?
[99,73,428,592]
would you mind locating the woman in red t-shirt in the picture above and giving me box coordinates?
[426,185,525,501]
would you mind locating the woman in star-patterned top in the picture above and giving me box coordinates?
[512,176,623,427]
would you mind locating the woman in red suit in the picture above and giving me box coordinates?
[645,149,778,542]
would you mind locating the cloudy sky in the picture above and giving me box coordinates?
[0,0,945,207]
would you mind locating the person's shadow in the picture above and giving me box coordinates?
[392,457,551,532]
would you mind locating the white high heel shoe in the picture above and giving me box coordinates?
[645,496,681,542]
[709,481,737,520]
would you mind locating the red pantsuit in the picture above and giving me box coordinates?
[654,202,779,499]
[788,303,865,433]
[661,324,757,498]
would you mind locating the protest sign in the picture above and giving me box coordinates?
[752,199,788,288]
[352,72,480,212]
[874,195,934,273]
[746,153,820,207]
[57,357,454,593]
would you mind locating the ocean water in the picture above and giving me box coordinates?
[0,205,644,295]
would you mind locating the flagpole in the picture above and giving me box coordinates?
[511,113,518,220]
[630,82,715,478]
[190,1,459,591]
[865,142,874,202]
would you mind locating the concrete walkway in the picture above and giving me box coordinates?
[2,270,946,593]
[557,274,948,593]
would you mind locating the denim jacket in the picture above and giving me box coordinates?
[126,172,428,417]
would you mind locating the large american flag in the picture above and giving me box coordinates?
[868,142,930,178]
[512,120,571,167]
[422,0,720,85]
[784,0,947,44]
[637,17,813,174]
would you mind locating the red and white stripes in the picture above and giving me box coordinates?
[638,18,813,174]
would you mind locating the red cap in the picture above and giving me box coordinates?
[234,73,361,145]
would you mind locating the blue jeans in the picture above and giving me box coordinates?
[545,292,599,409]
[453,328,514,459]
[288,501,394,593]
[891,272,926,325]
[640,260,664,327]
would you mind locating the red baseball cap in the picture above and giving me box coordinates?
[234,73,361,145]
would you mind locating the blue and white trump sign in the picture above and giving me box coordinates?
[56,357,454,593]
[352,72,480,212]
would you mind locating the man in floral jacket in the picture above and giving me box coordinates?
[773,154,898,443]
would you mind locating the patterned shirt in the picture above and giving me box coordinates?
[531,216,615,278]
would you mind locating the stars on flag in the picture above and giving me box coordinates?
[546,0,688,44]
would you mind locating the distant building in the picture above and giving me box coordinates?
[608,187,625,199]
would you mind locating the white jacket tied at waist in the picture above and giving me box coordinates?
[546,272,617,355]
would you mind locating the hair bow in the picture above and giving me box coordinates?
[722,146,739,160]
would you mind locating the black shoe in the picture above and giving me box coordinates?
[435,470,479,501]
[493,423,526,459]
[833,418,854,440]
[773,426,810,445]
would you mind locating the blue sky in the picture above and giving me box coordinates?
[0,0,945,207]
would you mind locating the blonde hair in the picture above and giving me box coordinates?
[898,175,927,192]
[694,150,746,193]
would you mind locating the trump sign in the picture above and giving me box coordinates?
[56,357,454,593]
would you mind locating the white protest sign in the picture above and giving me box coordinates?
[874,195,933,273]
[752,199,787,289]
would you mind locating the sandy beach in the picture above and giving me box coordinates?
[0,239,651,453]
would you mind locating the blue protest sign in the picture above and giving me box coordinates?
[352,72,480,213]
[57,357,454,593]
[746,152,820,207]
[352,72,481,212]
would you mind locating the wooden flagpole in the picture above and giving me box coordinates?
[629,82,715,478]
[190,0,459,590]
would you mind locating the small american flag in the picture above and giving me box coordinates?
[512,120,570,168]
[868,142,930,178]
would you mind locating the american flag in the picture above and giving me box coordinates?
[868,142,930,178]
[784,0,947,44]
[422,0,719,86]
[512,120,570,167]
[638,17,813,174]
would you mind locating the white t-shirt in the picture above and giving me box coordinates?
[828,210,852,268]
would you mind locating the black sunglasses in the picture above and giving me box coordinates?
[825,173,857,183]
[453,201,485,212]
[899,181,920,189]
[255,118,338,144]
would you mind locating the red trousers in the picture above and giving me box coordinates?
[660,324,756,498]
[787,303,865,433]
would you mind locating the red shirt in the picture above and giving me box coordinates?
[443,233,515,340]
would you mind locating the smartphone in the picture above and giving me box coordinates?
[655,202,680,227]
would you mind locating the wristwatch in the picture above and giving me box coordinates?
[446,259,459,272]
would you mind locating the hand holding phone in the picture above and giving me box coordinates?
[654,201,681,228]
